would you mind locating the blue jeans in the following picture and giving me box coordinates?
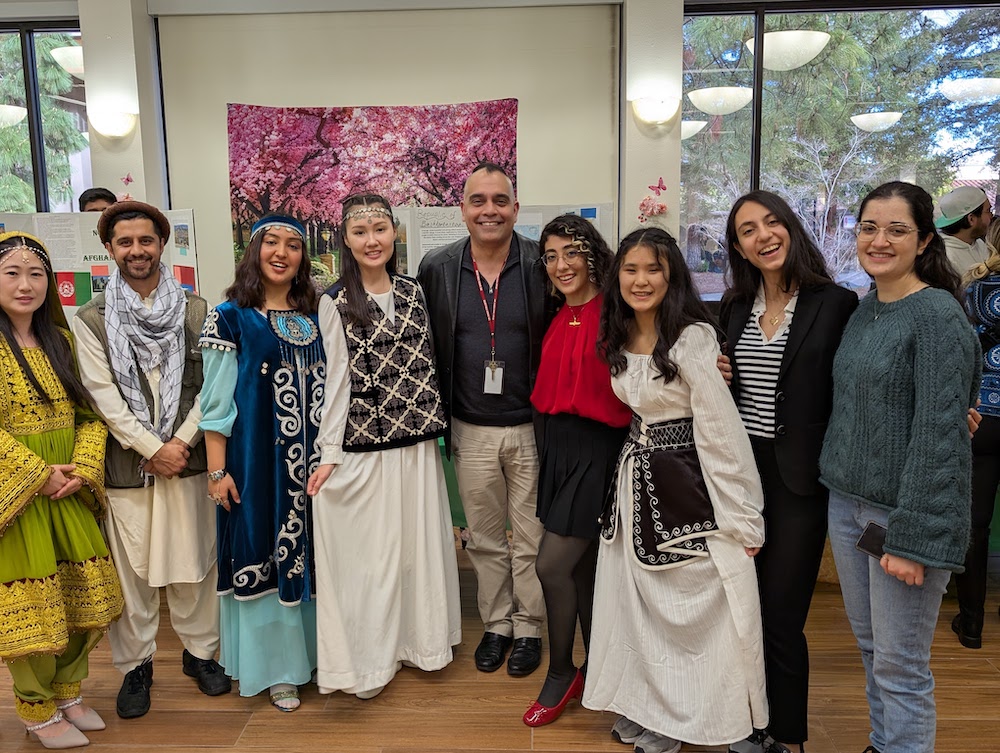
[827,490,950,753]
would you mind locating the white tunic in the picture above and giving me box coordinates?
[313,293,461,695]
[582,323,768,745]
[72,304,215,587]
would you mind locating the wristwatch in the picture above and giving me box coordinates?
[207,468,228,482]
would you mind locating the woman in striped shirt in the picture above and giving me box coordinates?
[720,191,858,753]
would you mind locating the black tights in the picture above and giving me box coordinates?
[533,531,598,707]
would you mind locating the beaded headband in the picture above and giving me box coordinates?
[250,215,306,242]
[343,205,394,225]
[0,232,52,272]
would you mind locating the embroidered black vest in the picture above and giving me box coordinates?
[325,276,447,452]
[601,415,719,570]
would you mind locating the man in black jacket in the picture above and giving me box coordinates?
[417,163,547,677]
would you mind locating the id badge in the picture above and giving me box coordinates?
[483,360,505,394]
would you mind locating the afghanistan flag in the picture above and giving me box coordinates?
[56,272,93,306]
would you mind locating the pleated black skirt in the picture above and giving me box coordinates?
[536,413,629,539]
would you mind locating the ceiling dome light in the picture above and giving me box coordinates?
[940,77,1000,105]
[850,111,902,132]
[0,104,27,128]
[745,30,831,72]
[681,121,708,140]
[687,87,753,116]
[51,46,84,79]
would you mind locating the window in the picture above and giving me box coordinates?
[682,6,1000,293]
[0,22,91,212]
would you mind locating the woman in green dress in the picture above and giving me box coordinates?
[0,231,123,749]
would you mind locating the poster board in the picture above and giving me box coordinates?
[0,210,200,313]
[384,203,615,275]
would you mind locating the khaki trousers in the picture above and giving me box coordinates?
[452,418,545,638]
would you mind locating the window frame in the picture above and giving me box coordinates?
[0,18,82,212]
[684,1,1000,191]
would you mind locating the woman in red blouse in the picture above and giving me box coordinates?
[522,215,631,727]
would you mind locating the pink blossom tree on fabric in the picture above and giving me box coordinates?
[228,99,518,255]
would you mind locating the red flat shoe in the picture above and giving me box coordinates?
[522,669,584,727]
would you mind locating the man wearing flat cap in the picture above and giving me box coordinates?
[71,201,229,719]
[937,186,994,276]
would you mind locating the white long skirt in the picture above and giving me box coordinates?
[314,439,462,695]
[582,463,768,745]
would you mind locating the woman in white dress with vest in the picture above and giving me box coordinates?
[583,227,768,753]
[306,193,462,700]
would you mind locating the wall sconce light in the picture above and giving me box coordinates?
[631,97,681,125]
[89,109,137,139]
[744,31,831,72]
[850,111,902,132]
[687,87,753,116]
[0,104,28,128]
[681,121,708,140]
[51,46,85,79]
[940,77,1000,105]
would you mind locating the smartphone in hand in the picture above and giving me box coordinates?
[856,520,887,559]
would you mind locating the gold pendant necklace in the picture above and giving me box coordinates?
[567,304,584,327]
[768,313,781,327]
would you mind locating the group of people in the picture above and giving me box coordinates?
[0,165,990,753]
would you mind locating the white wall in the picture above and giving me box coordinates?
[158,5,619,304]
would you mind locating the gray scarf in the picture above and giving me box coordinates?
[103,264,186,440]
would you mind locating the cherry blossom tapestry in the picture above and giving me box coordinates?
[227,99,518,270]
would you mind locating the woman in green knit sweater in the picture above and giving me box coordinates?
[819,181,980,753]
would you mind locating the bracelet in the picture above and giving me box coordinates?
[207,468,228,482]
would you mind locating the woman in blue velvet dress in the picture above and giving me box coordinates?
[199,216,324,711]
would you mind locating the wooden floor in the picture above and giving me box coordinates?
[3,547,999,753]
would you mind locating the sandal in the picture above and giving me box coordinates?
[269,684,300,712]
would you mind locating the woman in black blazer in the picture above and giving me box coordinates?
[719,191,858,753]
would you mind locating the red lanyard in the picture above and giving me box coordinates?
[471,253,508,365]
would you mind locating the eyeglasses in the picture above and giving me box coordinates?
[853,222,918,243]
[542,250,588,266]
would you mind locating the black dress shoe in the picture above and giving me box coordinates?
[951,613,983,649]
[474,631,513,672]
[507,637,542,677]
[117,659,153,719]
[182,649,233,695]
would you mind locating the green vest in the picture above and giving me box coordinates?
[76,291,208,488]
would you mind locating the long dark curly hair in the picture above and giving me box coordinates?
[598,227,720,383]
[225,218,317,314]
[538,213,614,303]
[0,234,92,407]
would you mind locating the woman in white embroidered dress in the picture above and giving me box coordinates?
[583,227,768,753]
[306,193,461,700]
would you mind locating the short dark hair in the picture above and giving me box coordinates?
[78,187,116,212]
[463,161,513,196]
[105,211,163,242]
